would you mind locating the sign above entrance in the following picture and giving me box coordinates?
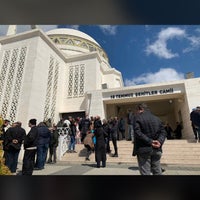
[110,88,174,99]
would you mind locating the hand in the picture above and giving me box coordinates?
[152,140,161,148]
[12,139,18,144]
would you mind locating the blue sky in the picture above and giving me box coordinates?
[1,25,200,86]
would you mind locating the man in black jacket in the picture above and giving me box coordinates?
[133,103,166,175]
[4,121,26,174]
[190,106,200,142]
[22,119,38,175]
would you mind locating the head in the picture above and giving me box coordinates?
[94,119,102,128]
[29,118,37,127]
[12,122,18,127]
[68,116,72,119]
[102,119,107,124]
[135,103,148,114]
[95,115,101,120]
[15,121,22,127]
[52,123,57,130]
[196,106,200,111]
[4,119,10,127]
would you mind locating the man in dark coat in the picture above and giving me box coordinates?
[47,124,59,163]
[94,117,107,168]
[110,117,119,157]
[102,119,111,153]
[22,118,38,175]
[79,114,91,143]
[174,122,182,139]
[4,121,26,174]
[190,106,200,141]
[133,103,166,175]
[34,122,51,170]
[127,109,135,142]
[118,117,126,140]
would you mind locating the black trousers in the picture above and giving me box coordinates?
[112,137,118,155]
[22,149,37,176]
[47,146,57,163]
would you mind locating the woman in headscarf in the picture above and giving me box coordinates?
[94,116,107,168]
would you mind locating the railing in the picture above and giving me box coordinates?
[57,127,71,160]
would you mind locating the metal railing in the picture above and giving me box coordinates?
[57,127,71,160]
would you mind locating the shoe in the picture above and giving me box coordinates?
[34,167,44,170]
[112,154,118,157]
[161,168,166,173]
[72,150,77,153]
[85,158,90,161]
[34,168,40,170]
[66,150,72,153]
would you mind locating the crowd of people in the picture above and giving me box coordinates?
[0,118,60,175]
[2,102,199,175]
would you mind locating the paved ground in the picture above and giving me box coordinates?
[15,161,200,175]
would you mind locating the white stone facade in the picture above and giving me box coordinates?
[0,28,123,131]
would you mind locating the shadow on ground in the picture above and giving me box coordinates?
[81,163,97,168]
[78,148,87,157]
[128,166,139,171]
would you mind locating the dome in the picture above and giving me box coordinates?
[46,28,108,61]
[46,28,101,47]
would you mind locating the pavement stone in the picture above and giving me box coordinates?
[15,161,200,175]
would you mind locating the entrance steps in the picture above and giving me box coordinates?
[60,139,200,165]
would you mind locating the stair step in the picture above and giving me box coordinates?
[60,140,200,165]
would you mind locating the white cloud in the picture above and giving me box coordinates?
[145,27,186,59]
[125,68,185,86]
[183,36,200,53]
[98,25,117,35]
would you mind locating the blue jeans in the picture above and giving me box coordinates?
[128,124,134,142]
[68,135,76,150]
[137,149,162,175]
[196,127,200,140]
[6,150,20,173]
[35,143,49,169]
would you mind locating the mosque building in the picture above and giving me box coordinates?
[0,26,199,139]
